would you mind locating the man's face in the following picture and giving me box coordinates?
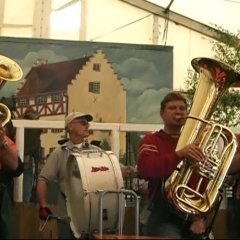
[68,117,90,138]
[160,100,187,127]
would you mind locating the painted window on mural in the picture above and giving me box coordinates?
[51,129,63,133]
[93,63,101,71]
[19,98,28,106]
[42,129,48,134]
[36,96,45,104]
[89,82,100,93]
[52,93,61,102]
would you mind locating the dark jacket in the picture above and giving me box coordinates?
[0,157,24,201]
[0,157,24,239]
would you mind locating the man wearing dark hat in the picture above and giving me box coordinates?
[37,112,96,239]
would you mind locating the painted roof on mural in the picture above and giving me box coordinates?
[16,56,91,97]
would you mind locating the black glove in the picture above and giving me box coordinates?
[39,206,53,221]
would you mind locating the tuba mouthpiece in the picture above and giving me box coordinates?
[174,115,186,120]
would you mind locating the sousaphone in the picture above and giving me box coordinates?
[0,54,23,126]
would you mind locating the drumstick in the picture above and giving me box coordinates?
[39,215,71,232]
[48,214,71,224]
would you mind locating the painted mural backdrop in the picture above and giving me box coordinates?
[0,37,173,124]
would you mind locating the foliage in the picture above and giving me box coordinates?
[100,138,111,151]
[119,152,127,165]
[182,25,240,127]
[210,24,240,70]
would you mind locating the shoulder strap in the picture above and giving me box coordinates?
[145,180,162,211]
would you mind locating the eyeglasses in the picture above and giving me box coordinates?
[71,120,89,126]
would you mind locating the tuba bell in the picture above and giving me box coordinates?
[0,54,23,126]
[165,57,240,219]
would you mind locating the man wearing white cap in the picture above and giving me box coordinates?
[37,112,98,239]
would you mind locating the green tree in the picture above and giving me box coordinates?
[100,138,111,151]
[119,152,127,165]
[182,25,240,127]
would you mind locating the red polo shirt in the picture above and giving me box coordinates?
[137,130,207,199]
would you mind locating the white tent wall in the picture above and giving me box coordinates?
[0,0,216,90]
[82,0,154,44]
[50,0,81,40]
[0,0,51,38]
[160,20,213,90]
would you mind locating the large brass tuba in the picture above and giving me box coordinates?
[0,54,23,126]
[165,57,240,219]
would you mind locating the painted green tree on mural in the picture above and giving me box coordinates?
[182,25,240,127]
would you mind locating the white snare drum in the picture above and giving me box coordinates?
[65,150,124,239]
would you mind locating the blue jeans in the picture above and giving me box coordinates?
[145,200,203,239]
[146,209,183,238]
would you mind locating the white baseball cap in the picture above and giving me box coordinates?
[65,112,93,126]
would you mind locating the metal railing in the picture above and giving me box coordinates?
[12,119,240,202]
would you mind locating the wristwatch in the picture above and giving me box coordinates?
[0,141,8,150]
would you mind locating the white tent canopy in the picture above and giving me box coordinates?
[150,0,240,33]
[0,0,239,93]
[0,0,239,41]
[47,0,240,34]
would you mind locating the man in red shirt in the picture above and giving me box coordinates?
[0,119,22,239]
[0,122,18,171]
[137,91,209,238]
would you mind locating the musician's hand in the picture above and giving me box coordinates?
[176,143,204,162]
[39,206,53,221]
[190,218,205,234]
[120,164,135,178]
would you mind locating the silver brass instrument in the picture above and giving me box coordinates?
[165,57,240,219]
[0,54,23,126]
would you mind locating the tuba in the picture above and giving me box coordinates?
[0,54,23,126]
[165,57,240,219]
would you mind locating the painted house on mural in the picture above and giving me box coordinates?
[15,49,126,156]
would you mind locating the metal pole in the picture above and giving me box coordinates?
[14,126,24,202]
[163,0,175,14]
[98,189,139,236]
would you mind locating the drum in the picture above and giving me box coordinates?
[65,150,125,239]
